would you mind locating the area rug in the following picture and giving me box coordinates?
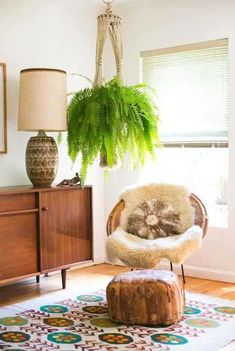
[0,289,235,351]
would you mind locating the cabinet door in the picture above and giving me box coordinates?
[41,188,92,271]
[0,213,38,281]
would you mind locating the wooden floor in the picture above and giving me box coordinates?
[0,264,235,307]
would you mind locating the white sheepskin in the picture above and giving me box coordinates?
[106,225,203,268]
[120,183,194,233]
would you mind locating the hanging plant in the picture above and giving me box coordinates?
[68,77,160,184]
[67,1,160,185]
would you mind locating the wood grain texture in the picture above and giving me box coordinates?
[0,185,91,195]
[0,186,93,288]
[0,209,39,217]
[0,213,38,280]
[40,188,92,271]
[0,193,37,212]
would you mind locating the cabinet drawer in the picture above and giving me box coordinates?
[0,193,37,212]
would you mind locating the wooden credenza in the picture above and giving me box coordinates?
[0,186,93,289]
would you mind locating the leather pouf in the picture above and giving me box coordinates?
[106,269,185,326]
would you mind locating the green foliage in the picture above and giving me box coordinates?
[67,77,160,185]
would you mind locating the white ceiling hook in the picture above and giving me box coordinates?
[103,0,116,15]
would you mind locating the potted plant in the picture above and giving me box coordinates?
[67,76,160,185]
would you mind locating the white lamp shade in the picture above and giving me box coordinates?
[18,68,67,131]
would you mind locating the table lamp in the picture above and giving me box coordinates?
[18,68,67,187]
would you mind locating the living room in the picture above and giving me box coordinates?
[0,0,234,350]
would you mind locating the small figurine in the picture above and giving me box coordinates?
[57,173,81,187]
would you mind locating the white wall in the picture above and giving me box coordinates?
[105,0,235,281]
[0,0,105,263]
[1,0,235,280]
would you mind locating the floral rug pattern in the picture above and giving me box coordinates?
[0,290,235,351]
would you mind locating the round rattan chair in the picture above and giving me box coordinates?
[107,193,208,283]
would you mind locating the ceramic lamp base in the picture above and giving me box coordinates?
[26,130,58,187]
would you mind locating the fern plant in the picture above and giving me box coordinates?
[67,77,160,185]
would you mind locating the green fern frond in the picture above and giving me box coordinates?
[67,76,160,185]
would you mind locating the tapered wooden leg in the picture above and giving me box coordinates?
[170,262,173,271]
[36,275,40,283]
[181,264,186,284]
[61,269,67,289]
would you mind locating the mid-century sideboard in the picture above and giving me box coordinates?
[0,186,93,289]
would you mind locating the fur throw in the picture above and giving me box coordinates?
[120,183,194,234]
[106,225,203,268]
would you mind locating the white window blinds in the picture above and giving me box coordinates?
[140,39,229,146]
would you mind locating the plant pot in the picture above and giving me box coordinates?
[99,154,116,168]
[99,154,121,171]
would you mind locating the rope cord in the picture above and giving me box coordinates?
[93,0,123,87]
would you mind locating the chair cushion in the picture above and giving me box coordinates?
[127,198,181,239]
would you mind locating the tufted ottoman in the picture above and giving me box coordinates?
[106,269,185,326]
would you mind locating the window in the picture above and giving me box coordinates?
[140,39,229,227]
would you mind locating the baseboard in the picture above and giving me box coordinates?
[158,262,235,283]
[105,259,235,283]
[93,256,106,265]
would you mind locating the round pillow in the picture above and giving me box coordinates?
[126,198,182,239]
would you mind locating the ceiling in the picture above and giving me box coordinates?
[91,0,140,5]
[89,0,145,13]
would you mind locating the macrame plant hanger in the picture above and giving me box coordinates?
[93,0,123,88]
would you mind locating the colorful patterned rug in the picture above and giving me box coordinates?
[0,289,235,351]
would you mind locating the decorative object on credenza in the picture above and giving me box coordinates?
[56,172,81,187]
[67,0,160,186]
[18,68,67,187]
[0,62,7,154]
